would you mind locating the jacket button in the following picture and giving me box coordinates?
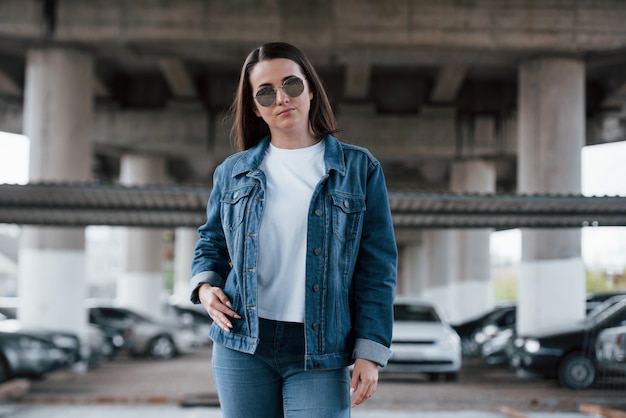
[313,248,322,255]
[314,362,321,369]
[312,284,320,292]
[343,199,349,208]
[314,209,322,216]
[312,322,319,330]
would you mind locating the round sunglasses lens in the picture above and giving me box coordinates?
[255,88,276,107]
[283,78,304,97]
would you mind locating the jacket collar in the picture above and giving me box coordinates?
[231,134,346,177]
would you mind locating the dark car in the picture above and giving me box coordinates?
[595,325,626,376]
[0,317,82,367]
[88,320,133,359]
[0,310,127,367]
[585,291,626,315]
[451,305,516,358]
[0,331,66,383]
[0,300,85,366]
[481,327,516,366]
[510,296,626,390]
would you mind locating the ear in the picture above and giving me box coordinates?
[253,105,261,117]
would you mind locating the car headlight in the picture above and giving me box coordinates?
[482,324,498,338]
[437,334,460,349]
[112,334,125,347]
[474,331,486,344]
[523,338,541,353]
[19,336,46,350]
[52,335,79,349]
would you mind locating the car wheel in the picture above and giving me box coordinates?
[427,373,451,382]
[557,352,596,390]
[0,356,10,383]
[445,372,459,382]
[147,335,176,359]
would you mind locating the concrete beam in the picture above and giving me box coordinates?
[93,74,110,98]
[0,68,21,96]
[1,1,626,54]
[158,58,196,98]
[602,81,626,108]
[344,62,370,100]
[0,100,23,134]
[431,65,467,103]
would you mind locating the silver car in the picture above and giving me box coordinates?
[88,306,197,359]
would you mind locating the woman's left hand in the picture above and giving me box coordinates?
[350,358,379,408]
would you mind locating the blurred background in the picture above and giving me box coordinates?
[0,0,625,398]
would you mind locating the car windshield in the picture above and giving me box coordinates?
[586,295,626,321]
[586,299,626,327]
[394,304,440,322]
[95,307,148,322]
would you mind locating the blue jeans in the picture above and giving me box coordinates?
[212,318,351,418]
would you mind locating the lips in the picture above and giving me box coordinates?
[277,107,295,116]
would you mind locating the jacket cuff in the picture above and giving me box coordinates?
[189,271,227,304]
[353,338,392,367]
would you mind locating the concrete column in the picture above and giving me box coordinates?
[116,155,168,319]
[449,160,496,323]
[517,58,586,335]
[421,230,458,320]
[18,48,93,342]
[395,229,426,297]
[397,242,428,297]
[171,227,197,305]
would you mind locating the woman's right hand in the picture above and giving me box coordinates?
[198,283,241,332]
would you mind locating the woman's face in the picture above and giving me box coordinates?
[248,58,313,138]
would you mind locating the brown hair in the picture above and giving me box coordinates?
[228,42,339,152]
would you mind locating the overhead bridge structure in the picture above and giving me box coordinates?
[1,183,626,229]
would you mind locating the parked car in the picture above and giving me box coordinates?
[83,324,109,369]
[481,327,515,366]
[88,321,133,360]
[385,298,461,381]
[0,315,82,367]
[595,325,626,375]
[0,300,113,367]
[0,331,66,383]
[484,295,626,368]
[452,304,515,357]
[163,303,213,347]
[586,293,626,319]
[473,306,516,359]
[586,291,626,315]
[88,305,198,359]
[510,296,626,390]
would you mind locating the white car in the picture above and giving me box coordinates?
[384,298,462,381]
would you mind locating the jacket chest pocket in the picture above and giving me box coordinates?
[220,185,254,230]
[330,192,366,241]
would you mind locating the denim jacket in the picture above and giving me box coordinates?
[190,134,397,370]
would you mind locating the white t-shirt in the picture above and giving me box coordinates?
[257,140,325,322]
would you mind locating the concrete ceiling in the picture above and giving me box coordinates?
[0,0,625,190]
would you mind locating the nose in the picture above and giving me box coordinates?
[274,86,289,104]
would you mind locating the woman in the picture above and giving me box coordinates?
[190,42,397,417]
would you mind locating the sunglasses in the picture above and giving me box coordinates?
[254,76,306,107]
